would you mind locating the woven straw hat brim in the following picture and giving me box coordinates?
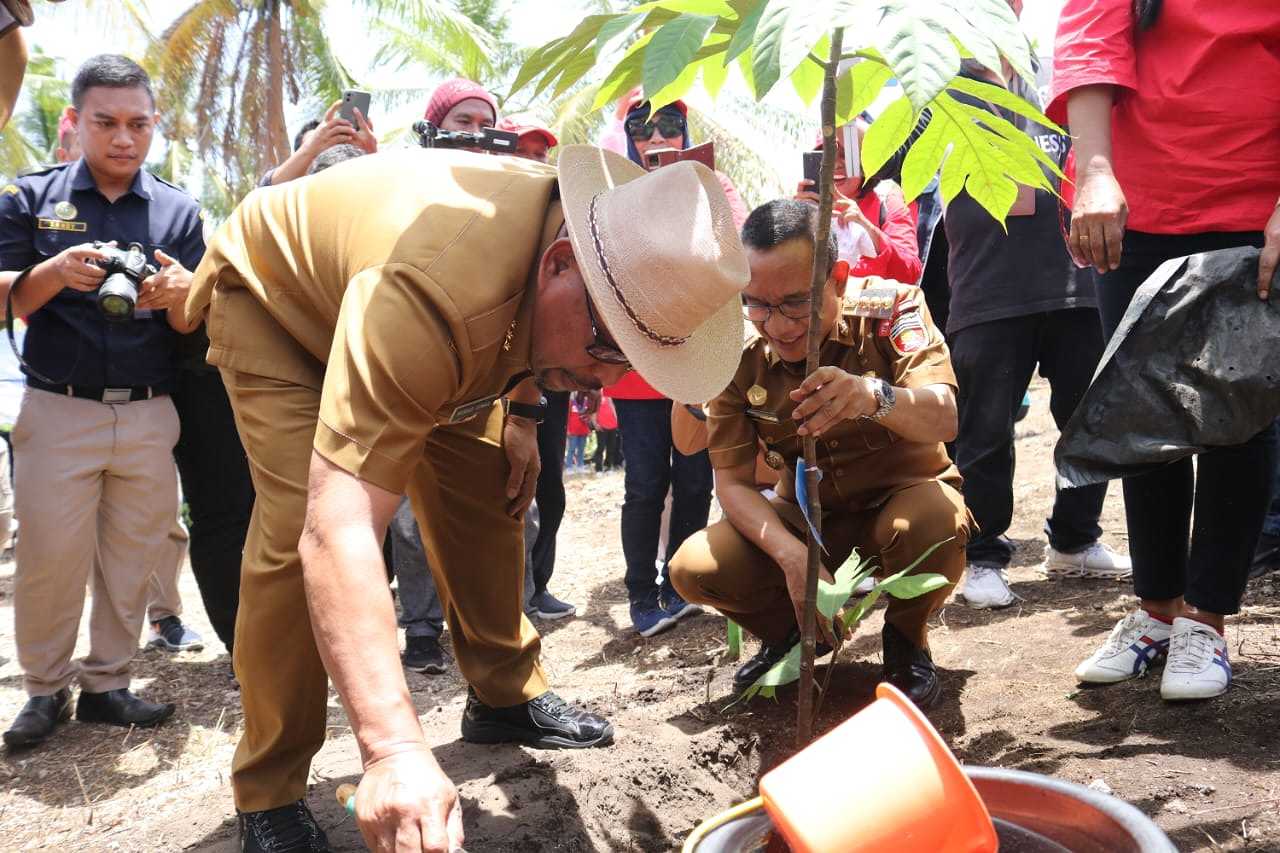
[557,145,745,404]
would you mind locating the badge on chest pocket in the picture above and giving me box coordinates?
[448,394,499,424]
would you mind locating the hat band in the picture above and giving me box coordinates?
[587,193,688,349]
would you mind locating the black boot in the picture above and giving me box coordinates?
[75,688,175,728]
[239,800,331,853]
[402,635,447,674]
[882,623,942,709]
[3,688,71,748]
[461,688,613,748]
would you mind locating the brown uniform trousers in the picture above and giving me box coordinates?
[670,480,969,649]
[223,365,545,812]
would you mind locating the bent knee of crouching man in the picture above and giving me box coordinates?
[667,529,715,606]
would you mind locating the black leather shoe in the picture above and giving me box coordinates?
[3,688,71,748]
[75,688,175,728]
[882,623,942,709]
[732,626,834,694]
[461,688,613,748]
[239,800,331,853]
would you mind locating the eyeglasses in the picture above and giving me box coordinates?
[625,113,686,142]
[584,289,631,366]
[741,297,814,323]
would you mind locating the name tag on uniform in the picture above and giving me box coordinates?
[37,218,87,233]
[850,287,898,319]
[448,394,499,425]
[746,407,780,424]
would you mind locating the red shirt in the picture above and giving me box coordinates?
[1047,0,1280,235]
[852,189,921,284]
[567,408,590,437]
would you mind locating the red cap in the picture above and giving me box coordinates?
[57,106,76,140]
[496,114,558,148]
[423,77,498,127]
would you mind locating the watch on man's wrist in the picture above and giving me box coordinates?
[867,378,896,421]
[506,396,548,425]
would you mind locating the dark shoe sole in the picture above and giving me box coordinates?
[404,660,448,675]
[461,719,614,749]
[3,703,71,749]
[530,607,577,620]
[76,703,175,728]
[148,636,205,652]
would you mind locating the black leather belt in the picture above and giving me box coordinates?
[27,377,168,403]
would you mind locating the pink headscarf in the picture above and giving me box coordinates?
[423,78,498,127]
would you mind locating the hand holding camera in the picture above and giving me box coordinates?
[46,241,111,292]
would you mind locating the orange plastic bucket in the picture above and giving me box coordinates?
[758,683,997,853]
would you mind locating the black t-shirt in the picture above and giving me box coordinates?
[942,69,1096,336]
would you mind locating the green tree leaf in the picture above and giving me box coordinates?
[752,0,825,101]
[790,36,828,105]
[701,47,731,99]
[948,75,1065,135]
[875,1,960,111]
[724,0,766,63]
[595,12,647,60]
[644,13,718,99]
[860,94,915,177]
[835,56,892,126]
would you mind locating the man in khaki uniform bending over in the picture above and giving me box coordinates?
[670,199,971,711]
[186,146,749,853]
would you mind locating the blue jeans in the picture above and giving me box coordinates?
[613,398,713,605]
[565,434,587,468]
[390,497,443,639]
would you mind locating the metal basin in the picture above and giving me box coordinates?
[684,767,1176,853]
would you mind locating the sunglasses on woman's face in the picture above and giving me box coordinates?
[625,113,686,142]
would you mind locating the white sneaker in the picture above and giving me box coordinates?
[1161,617,1231,700]
[1074,609,1171,683]
[958,564,1017,609]
[1042,542,1133,579]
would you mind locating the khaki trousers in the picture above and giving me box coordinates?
[222,369,546,812]
[146,515,190,623]
[12,388,179,695]
[670,479,970,650]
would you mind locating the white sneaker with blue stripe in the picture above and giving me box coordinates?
[1075,609,1171,684]
[1161,617,1231,701]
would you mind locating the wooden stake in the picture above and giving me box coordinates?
[797,27,844,748]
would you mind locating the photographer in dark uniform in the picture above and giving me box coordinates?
[0,55,200,748]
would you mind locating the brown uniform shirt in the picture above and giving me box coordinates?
[707,278,961,511]
[186,149,562,494]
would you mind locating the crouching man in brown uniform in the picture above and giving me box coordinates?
[670,199,971,709]
[186,146,750,853]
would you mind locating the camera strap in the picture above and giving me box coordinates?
[6,264,68,386]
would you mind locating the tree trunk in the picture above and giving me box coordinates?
[797,27,844,749]
[265,1,290,167]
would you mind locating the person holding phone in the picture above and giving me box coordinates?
[260,97,377,186]
[1052,0,1280,702]
[795,114,922,284]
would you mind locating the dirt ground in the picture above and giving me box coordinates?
[0,377,1277,852]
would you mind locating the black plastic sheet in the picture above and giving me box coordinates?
[1055,247,1280,487]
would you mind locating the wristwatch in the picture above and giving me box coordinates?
[506,396,548,424]
[867,378,896,421]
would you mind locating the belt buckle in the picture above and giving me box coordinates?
[102,387,132,404]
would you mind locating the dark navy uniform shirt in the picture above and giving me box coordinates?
[0,159,205,389]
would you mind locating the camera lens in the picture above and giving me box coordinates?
[97,272,137,322]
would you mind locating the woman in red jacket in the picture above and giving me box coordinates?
[796,115,922,284]
[1053,0,1280,702]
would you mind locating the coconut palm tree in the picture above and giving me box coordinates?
[146,0,494,196]
[0,46,70,180]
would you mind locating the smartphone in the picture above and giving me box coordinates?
[802,151,823,186]
[339,89,371,127]
[842,123,861,180]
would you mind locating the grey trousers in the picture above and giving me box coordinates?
[391,497,542,638]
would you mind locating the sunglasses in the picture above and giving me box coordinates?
[625,113,686,142]
[584,289,630,366]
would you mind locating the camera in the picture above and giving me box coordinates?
[92,241,155,322]
[412,121,519,155]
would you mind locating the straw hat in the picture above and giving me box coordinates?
[557,145,749,403]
